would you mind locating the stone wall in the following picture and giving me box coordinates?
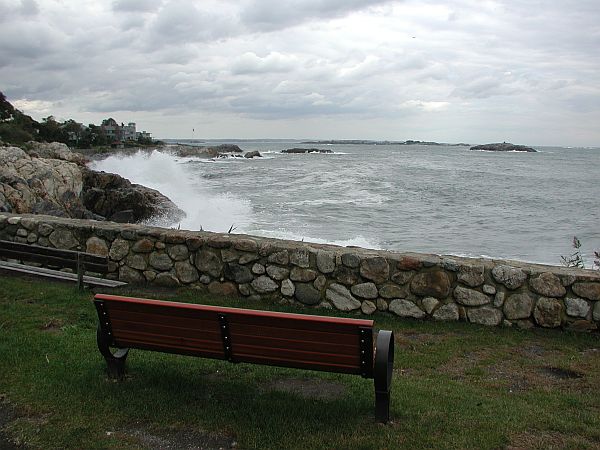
[1,213,599,332]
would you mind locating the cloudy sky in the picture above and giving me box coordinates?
[1,0,599,146]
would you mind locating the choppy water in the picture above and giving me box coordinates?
[89,141,600,266]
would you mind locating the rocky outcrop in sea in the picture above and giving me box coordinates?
[166,144,243,158]
[0,142,184,223]
[470,143,537,152]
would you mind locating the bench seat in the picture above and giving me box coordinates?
[94,293,394,422]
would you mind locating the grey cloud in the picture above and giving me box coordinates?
[239,0,396,31]
[112,0,163,13]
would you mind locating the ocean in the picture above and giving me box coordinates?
[89,141,600,267]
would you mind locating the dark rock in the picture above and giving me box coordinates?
[244,151,262,158]
[295,283,321,305]
[82,169,184,224]
[470,142,537,152]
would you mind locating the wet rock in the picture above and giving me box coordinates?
[564,297,590,318]
[410,270,451,299]
[503,293,534,320]
[295,283,321,305]
[326,283,361,311]
[251,276,279,293]
[534,297,564,328]
[389,299,426,319]
[457,265,485,287]
[529,272,566,297]
[351,282,378,299]
[432,303,459,321]
[244,151,262,158]
[360,257,389,283]
[572,282,600,301]
[491,265,527,290]
[467,306,503,326]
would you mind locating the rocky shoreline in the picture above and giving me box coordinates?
[0,142,184,224]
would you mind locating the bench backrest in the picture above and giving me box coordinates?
[0,240,108,273]
[94,294,375,377]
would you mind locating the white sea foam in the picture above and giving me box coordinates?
[88,150,254,232]
[249,228,381,250]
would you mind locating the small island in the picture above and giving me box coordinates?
[470,142,537,152]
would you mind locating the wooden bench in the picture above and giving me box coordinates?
[93,293,395,423]
[0,240,126,290]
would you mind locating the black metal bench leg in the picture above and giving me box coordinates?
[374,329,394,423]
[96,324,129,379]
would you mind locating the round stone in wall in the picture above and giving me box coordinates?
[467,306,502,326]
[295,283,320,305]
[281,279,295,297]
[361,300,377,315]
[491,265,527,290]
[410,271,451,299]
[457,265,485,287]
[572,282,600,301]
[251,276,278,293]
[529,272,566,297]
[388,299,426,319]
[149,252,173,271]
[360,257,390,284]
[432,303,459,321]
[326,283,361,311]
[503,293,534,320]
[453,286,490,306]
[175,261,199,284]
[350,282,378,299]
[49,229,78,249]
[533,297,564,328]
[86,236,108,257]
[316,251,335,273]
[564,297,590,318]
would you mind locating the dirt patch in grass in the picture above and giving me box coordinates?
[39,318,64,333]
[507,429,599,450]
[113,426,236,450]
[261,378,347,401]
[0,395,20,450]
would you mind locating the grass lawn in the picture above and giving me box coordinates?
[1,275,599,449]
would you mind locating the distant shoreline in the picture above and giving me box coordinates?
[300,139,471,146]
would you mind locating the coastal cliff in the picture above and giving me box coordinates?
[0,142,184,223]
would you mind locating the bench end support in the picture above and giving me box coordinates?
[374,329,394,423]
[97,324,129,379]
